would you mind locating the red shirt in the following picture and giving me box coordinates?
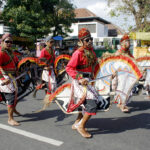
[0,47,18,78]
[66,47,97,80]
[39,47,55,64]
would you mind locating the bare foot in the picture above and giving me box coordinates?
[117,104,129,112]
[119,105,129,113]
[72,120,80,130]
[8,119,20,126]
[72,122,87,131]
[76,126,91,138]
[72,123,77,130]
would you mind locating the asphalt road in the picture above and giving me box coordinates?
[0,90,150,150]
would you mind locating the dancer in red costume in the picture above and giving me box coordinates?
[0,34,20,126]
[66,28,109,138]
[115,34,134,112]
[116,34,134,58]
[39,36,57,106]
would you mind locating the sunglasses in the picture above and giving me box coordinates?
[4,40,13,44]
[84,37,93,43]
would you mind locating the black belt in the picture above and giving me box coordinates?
[79,72,92,78]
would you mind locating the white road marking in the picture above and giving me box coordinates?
[0,123,63,146]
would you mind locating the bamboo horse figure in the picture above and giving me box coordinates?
[39,29,142,138]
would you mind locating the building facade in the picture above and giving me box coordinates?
[68,9,110,38]
[66,8,124,49]
[0,20,10,35]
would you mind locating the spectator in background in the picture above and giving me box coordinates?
[36,42,41,57]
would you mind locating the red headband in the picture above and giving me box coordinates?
[120,34,130,42]
[1,33,12,41]
[78,28,91,40]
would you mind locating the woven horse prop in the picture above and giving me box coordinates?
[95,53,142,112]
[136,56,150,96]
[32,54,71,98]
[0,57,46,104]
[41,53,142,114]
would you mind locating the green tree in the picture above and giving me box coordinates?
[107,0,150,32]
[2,0,75,41]
[103,38,112,50]
[50,0,76,36]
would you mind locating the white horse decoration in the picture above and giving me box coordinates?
[45,53,142,114]
[94,53,142,111]
[136,56,150,96]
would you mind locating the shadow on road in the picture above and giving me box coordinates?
[88,99,150,135]
[128,100,150,112]
[19,109,71,123]
[0,109,7,115]
[89,112,150,135]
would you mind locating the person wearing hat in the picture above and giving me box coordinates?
[39,36,56,104]
[0,33,20,126]
[116,33,133,58]
[114,34,134,113]
[66,28,110,138]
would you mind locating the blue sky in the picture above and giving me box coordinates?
[71,0,135,31]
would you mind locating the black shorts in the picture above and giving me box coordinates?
[84,99,97,114]
[4,92,15,106]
